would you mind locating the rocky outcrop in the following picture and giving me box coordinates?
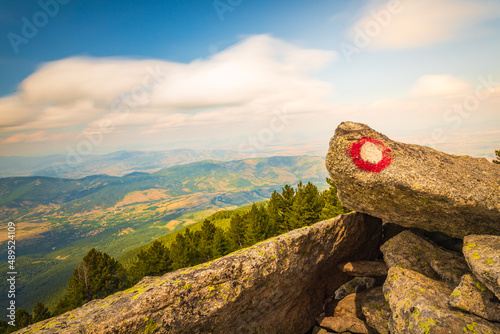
[449,274,500,322]
[384,267,500,333]
[381,230,470,286]
[16,213,382,334]
[463,235,500,300]
[326,121,500,238]
[16,123,500,333]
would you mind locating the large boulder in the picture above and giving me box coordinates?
[16,213,382,334]
[463,235,500,300]
[384,267,500,333]
[381,230,470,286]
[326,121,500,238]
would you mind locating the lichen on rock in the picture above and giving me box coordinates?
[381,230,470,287]
[360,287,391,334]
[463,235,500,300]
[383,267,500,333]
[449,273,500,322]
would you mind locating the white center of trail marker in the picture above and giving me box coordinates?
[360,141,383,164]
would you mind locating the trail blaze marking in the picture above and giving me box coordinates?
[349,137,392,173]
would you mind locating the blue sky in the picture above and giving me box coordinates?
[1,0,499,159]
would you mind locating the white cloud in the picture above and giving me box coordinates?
[2,131,71,144]
[0,35,336,141]
[410,75,472,97]
[349,0,500,49]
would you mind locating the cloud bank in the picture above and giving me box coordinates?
[0,33,499,158]
[350,0,500,49]
[0,35,335,138]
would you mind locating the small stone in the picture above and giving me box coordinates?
[334,277,376,300]
[334,293,362,318]
[449,273,500,322]
[319,315,371,334]
[324,299,339,317]
[311,326,329,334]
[338,261,388,277]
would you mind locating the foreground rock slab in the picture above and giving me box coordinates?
[449,274,500,322]
[463,235,500,300]
[16,213,381,334]
[384,267,500,334]
[326,121,500,238]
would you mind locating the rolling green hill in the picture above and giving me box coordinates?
[0,155,327,315]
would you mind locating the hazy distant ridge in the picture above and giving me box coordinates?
[0,149,259,178]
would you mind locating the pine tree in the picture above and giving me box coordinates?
[32,301,52,323]
[281,184,295,228]
[267,190,285,236]
[169,232,192,270]
[244,204,270,246]
[14,308,32,330]
[197,219,217,262]
[227,214,246,251]
[288,182,324,229]
[212,229,229,259]
[494,150,500,164]
[128,241,171,284]
[183,228,201,265]
[55,248,127,315]
[0,320,11,334]
[321,177,350,219]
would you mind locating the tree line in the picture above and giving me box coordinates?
[0,178,348,333]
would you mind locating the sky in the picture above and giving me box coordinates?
[0,0,499,159]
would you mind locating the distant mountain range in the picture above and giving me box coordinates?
[0,155,328,314]
[0,149,262,178]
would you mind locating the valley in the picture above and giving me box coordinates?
[0,155,327,313]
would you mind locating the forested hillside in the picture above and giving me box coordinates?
[0,178,347,333]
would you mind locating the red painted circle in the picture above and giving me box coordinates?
[348,137,392,173]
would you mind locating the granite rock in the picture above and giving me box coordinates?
[326,121,500,238]
[463,235,500,300]
[15,213,382,334]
